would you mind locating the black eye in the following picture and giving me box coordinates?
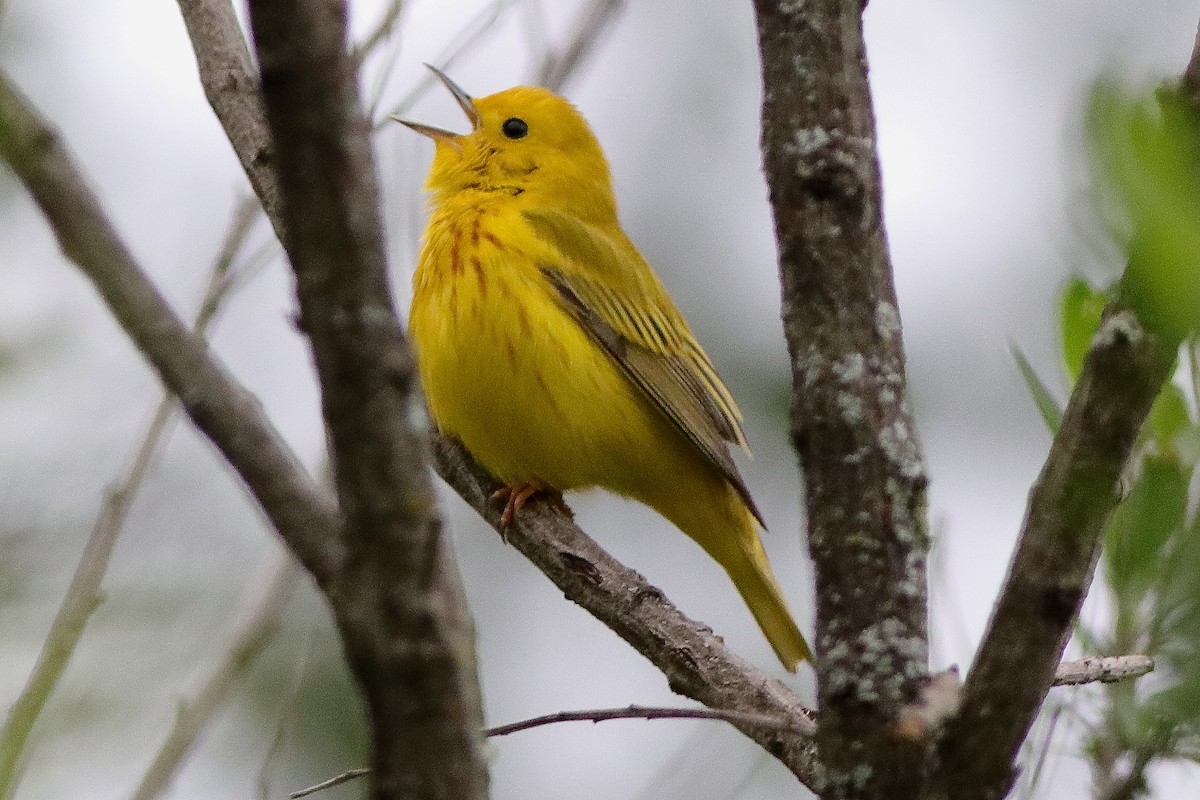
[502,117,528,139]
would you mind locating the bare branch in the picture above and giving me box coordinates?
[175,0,283,241]
[753,1,930,796]
[285,651,1153,800]
[290,769,371,799]
[432,438,818,784]
[535,0,624,93]
[0,71,344,587]
[377,0,520,127]
[129,553,299,800]
[1052,655,1154,687]
[257,630,314,800]
[0,169,304,800]
[485,703,814,738]
[934,311,1176,800]
[350,0,407,68]
[244,1,487,797]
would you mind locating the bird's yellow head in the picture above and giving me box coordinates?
[396,66,617,222]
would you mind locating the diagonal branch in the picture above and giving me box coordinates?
[433,438,818,783]
[0,71,343,587]
[243,1,488,798]
[931,252,1178,800]
[931,40,1200,800]
[753,1,930,797]
[176,0,283,241]
[535,0,624,93]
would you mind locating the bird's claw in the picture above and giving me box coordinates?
[489,484,571,529]
[490,483,539,527]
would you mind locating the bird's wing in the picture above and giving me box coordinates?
[522,208,763,526]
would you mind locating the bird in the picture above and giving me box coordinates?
[398,66,811,671]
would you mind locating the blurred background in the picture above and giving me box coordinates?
[0,0,1197,798]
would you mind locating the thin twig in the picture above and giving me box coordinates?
[356,0,408,119]
[1182,22,1200,107]
[519,0,550,74]
[257,629,314,800]
[0,194,261,800]
[375,0,521,128]
[1017,701,1064,800]
[290,768,371,799]
[0,401,174,800]
[1052,655,1154,687]
[374,0,621,127]
[485,704,814,738]
[1188,339,1200,411]
[350,0,406,68]
[536,0,624,93]
[289,702,813,800]
[128,552,299,800]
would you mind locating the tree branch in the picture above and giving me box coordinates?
[176,0,284,241]
[1052,655,1154,687]
[1181,21,1200,108]
[290,769,372,800]
[432,438,818,783]
[0,70,343,587]
[753,1,930,797]
[484,703,814,738]
[931,266,1177,800]
[243,1,488,798]
[930,32,1199,794]
[535,0,624,93]
[350,0,407,69]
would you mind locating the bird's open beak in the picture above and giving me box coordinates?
[392,64,481,142]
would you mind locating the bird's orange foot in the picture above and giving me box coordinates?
[490,483,540,527]
[489,484,569,527]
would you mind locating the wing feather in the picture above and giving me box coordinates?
[523,208,762,525]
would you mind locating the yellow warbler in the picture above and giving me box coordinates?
[399,67,811,670]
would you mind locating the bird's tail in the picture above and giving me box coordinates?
[658,483,812,671]
[722,524,812,671]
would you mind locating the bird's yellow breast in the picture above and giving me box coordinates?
[410,204,665,492]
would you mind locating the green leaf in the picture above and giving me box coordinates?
[1059,277,1108,380]
[1148,383,1192,452]
[1105,453,1189,596]
[1010,344,1063,433]
[1089,83,1200,341]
